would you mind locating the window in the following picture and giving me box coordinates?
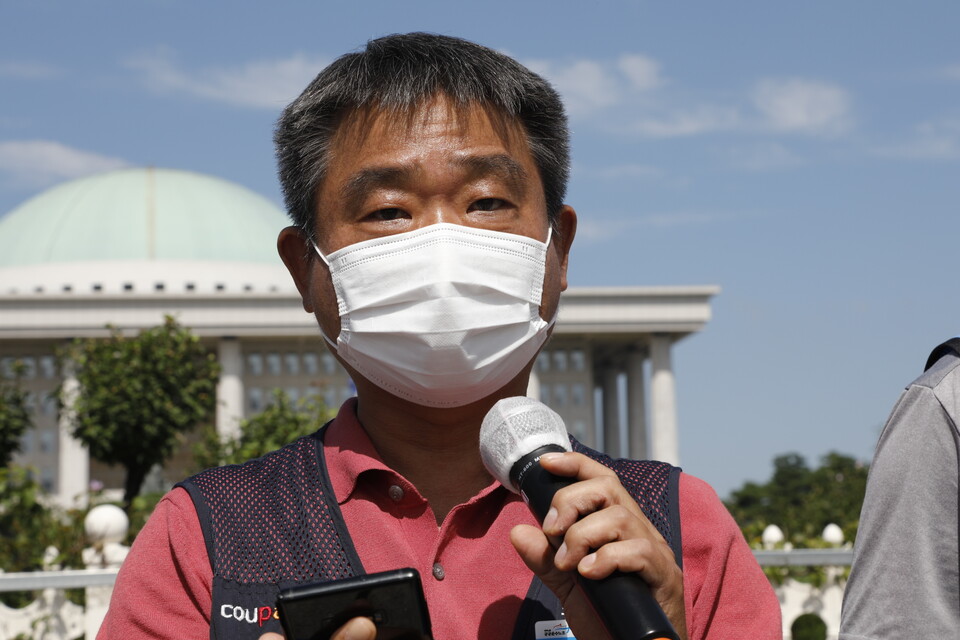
[21,357,37,379]
[536,352,551,373]
[266,352,282,376]
[553,384,567,407]
[571,420,588,442]
[571,383,586,406]
[246,353,263,377]
[286,387,300,405]
[571,349,586,372]
[40,468,55,493]
[20,430,34,454]
[248,388,263,412]
[539,385,551,405]
[303,353,319,376]
[39,429,56,454]
[39,356,57,379]
[321,353,337,375]
[552,350,568,372]
[42,394,59,417]
[284,352,300,376]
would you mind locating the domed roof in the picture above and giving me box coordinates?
[0,167,290,268]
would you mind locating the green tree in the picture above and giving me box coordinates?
[63,316,220,508]
[726,451,868,544]
[0,466,87,607]
[0,360,32,468]
[194,389,330,470]
[0,466,59,573]
[791,613,827,640]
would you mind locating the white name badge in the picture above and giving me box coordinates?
[535,619,576,639]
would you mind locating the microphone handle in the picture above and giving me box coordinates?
[512,446,680,640]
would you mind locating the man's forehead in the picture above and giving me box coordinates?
[330,96,529,155]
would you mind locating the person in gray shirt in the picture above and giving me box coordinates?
[840,339,960,638]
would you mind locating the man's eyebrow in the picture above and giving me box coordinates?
[454,154,529,194]
[340,166,415,212]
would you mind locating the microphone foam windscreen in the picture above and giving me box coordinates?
[479,396,571,492]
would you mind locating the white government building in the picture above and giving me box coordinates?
[0,168,718,504]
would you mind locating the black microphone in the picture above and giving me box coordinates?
[479,396,680,640]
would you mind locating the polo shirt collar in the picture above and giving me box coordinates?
[322,398,504,507]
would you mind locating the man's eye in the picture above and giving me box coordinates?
[370,208,405,221]
[470,198,507,212]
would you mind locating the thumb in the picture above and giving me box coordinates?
[510,524,575,601]
[332,617,377,640]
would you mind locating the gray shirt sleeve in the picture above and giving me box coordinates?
[839,357,960,639]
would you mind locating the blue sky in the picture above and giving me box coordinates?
[2,1,959,499]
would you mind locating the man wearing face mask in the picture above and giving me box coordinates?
[97,33,780,640]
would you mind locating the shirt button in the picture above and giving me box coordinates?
[432,563,445,581]
[388,485,404,502]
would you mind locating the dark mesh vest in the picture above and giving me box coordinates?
[178,427,682,640]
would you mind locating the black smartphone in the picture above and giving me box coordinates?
[276,568,432,640]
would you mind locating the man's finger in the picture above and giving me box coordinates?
[331,616,377,640]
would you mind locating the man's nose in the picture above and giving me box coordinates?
[416,202,464,228]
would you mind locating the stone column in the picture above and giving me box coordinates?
[601,368,620,456]
[649,334,679,465]
[626,350,648,460]
[57,362,89,508]
[216,337,243,441]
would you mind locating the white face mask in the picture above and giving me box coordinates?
[314,223,555,407]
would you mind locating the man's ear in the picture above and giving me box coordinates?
[277,226,317,313]
[555,206,577,292]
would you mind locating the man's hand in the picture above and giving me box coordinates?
[509,452,687,640]
[258,616,377,640]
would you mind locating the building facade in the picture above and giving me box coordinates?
[0,168,718,504]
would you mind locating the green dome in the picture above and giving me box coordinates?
[0,168,290,268]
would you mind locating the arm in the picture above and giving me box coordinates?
[840,382,960,639]
[677,473,781,639]
[97,488,213,639]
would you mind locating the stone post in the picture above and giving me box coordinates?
[83,504,130,638]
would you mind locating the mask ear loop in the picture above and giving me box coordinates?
[536,225,559,328]
[312,242,332,266]
[310,242,342,352]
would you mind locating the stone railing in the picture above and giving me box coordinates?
[757,524,852,640]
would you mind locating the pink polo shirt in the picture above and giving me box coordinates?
[321,400,538,640]
[99,399,780,639]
